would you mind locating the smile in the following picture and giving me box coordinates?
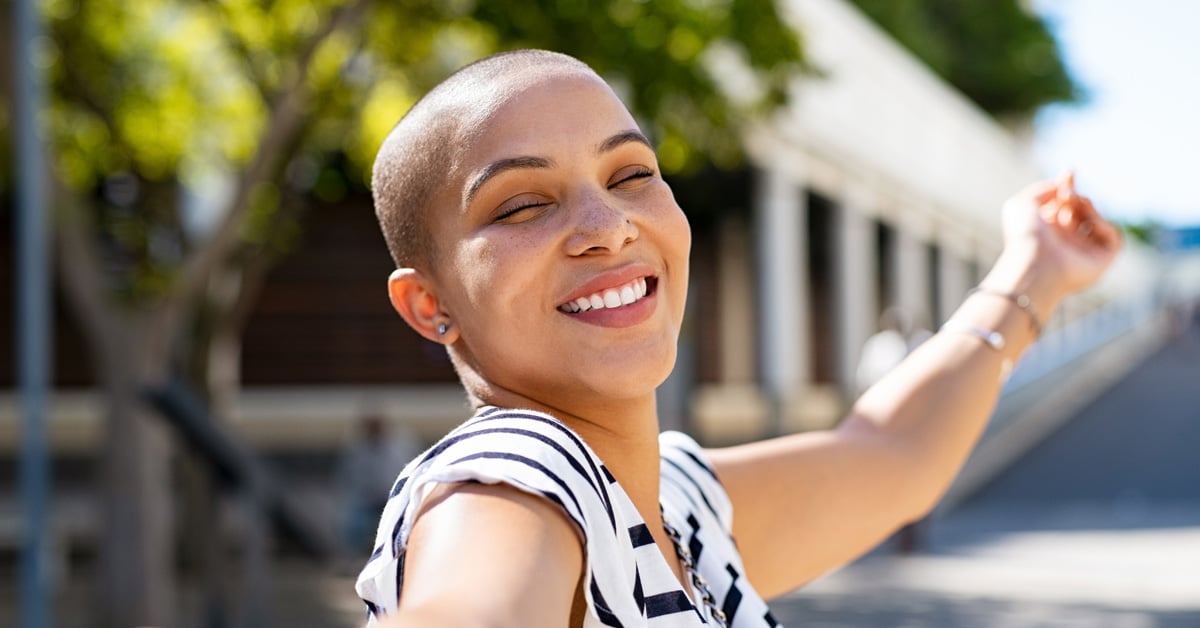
[559,277,653,313]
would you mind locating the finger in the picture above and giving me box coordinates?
[1057,205,1075,229]
[1066,196,1121,250]
[1056,170,1076,202]
[1096,220,1123,251]
[1078,197,1123,250]
[1020,180,1066,227]
[1029,181,1058,205]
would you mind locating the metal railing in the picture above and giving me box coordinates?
[1002,294,1159,396]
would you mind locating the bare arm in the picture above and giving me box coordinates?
[376,482,584,627]
[708,176,1122,598]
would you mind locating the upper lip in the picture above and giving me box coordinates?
[559,262,657,307]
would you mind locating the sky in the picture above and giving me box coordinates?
[1032,0,1200,227]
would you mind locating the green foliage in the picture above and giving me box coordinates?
[1118,219,1159,247]
[40,0,806,302]
[45,0,275,300]
[846,0,1081,117]
[464,0,805,173]
[47,0,266,189]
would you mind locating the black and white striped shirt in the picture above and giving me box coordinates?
[356,406,780,627]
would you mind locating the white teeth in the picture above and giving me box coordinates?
[562,277,652,314]
[620,286,636,305]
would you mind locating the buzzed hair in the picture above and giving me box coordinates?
[372,49,596,270]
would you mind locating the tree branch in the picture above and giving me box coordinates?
[197,0,273,103]
[53,176,119,353]
[169,0,369,318]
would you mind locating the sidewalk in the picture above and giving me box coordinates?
[769,505,1200,627]
[770,318,1200,627]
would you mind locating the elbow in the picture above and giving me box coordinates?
[894,455,958,524]
[904,483,943,523]
[840,413,962,524]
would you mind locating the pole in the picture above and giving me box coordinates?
[15,0,53,625]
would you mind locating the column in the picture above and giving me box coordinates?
[692,216,770,443]
[717,216,757,384]
[893,223,931,331]
[754,166,810,432]
[834,195,877,397]
[937,246,971,327]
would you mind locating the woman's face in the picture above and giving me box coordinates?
[427,72,691,412]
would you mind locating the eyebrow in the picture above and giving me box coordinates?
[464,130,653,205]
[465,155,554,205]
[596,130,653,156]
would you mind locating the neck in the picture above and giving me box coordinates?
[561,396,663,517]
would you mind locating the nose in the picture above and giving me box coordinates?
[564,189,638,256]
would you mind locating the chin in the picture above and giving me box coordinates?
[584,346,677,400]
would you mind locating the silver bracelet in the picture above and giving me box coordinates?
[940,319,1006,351]
[967,286,1043,337]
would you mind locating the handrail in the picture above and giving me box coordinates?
[1002,295,1160,396]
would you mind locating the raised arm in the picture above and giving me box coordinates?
[376,482,584,627]
[706,174,1122,599]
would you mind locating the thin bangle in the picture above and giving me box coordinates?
[967,286,1044,337]
[940,319,1015,382]
[940,319,1006,351]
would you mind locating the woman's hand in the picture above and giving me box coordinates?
[1000,172,1123,298]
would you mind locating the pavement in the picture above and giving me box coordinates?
[769,317,1200,627]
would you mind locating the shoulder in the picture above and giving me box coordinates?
[423,407,616,522]
[356,406,615,619]
[382,481,584,627]
[393,406,615,537]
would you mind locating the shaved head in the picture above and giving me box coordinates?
[372,49,599,270]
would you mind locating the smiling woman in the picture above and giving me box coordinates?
[355,50,1122,628]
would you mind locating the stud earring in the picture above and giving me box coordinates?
[437,322,448,336]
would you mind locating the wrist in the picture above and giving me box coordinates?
[980,246,1067,322]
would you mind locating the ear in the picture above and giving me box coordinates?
[388,268,458,344]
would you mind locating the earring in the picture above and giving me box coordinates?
[437,322,448,336]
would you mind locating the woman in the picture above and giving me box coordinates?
[355,49,1121,627]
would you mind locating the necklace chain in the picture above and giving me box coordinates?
[660,507,728,627]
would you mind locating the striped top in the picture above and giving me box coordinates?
[355,406,781,627]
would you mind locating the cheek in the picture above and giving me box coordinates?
[653,196,691,318]
[451,231,552,314]
[647,189,691,269]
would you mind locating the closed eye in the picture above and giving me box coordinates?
[609,166,655,188]
[493,199,550,223]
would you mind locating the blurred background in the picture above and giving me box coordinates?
[2,0,1198,626]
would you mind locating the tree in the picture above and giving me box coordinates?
[39,1,804,625]
[847,0,1081,118]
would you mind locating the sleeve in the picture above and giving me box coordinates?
[659,430,735,534]
[355,409,619,623]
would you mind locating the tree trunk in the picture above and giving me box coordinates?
[95,313,177,628]
[206,260,274,627]
[176,263,259,628]
[44,4,371,623]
